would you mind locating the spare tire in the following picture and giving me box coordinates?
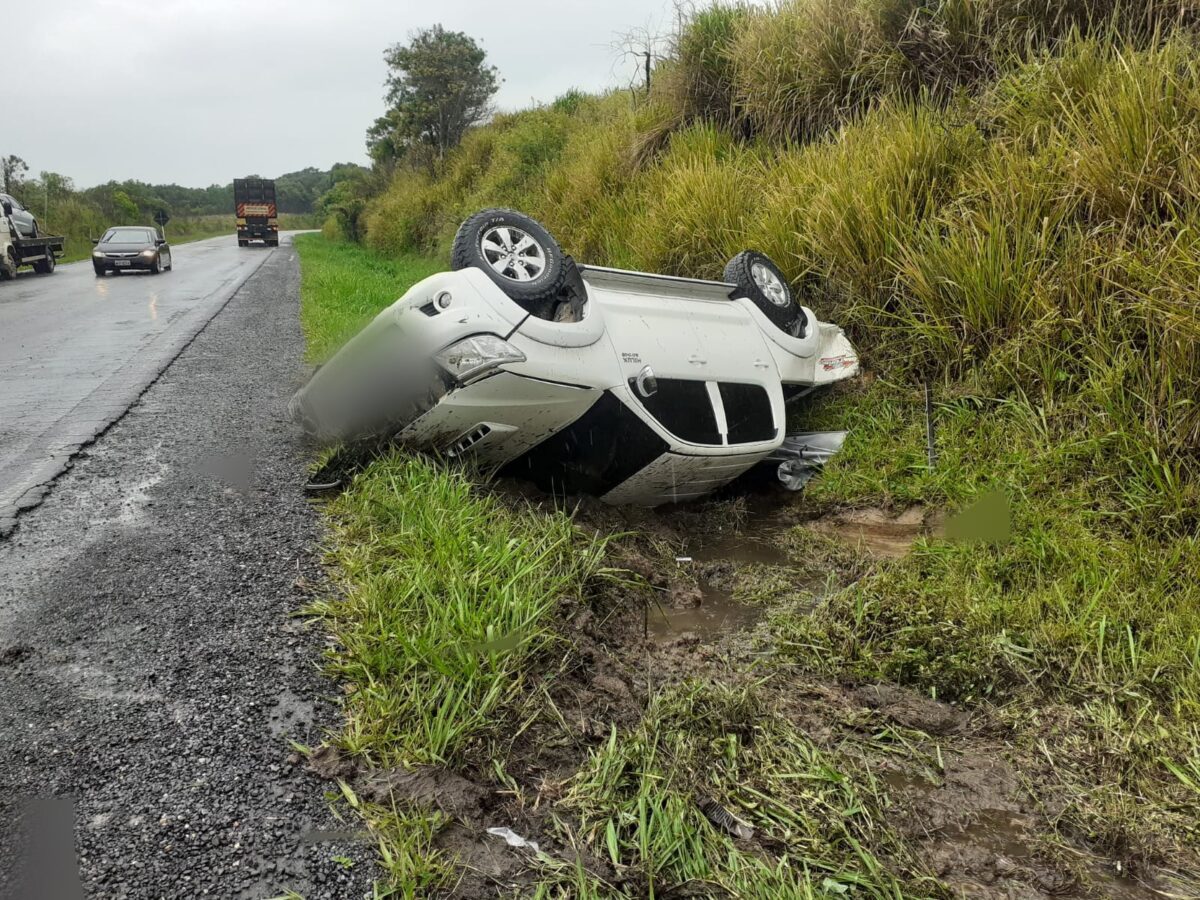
[452,209,567,310]
[724,250,804,335]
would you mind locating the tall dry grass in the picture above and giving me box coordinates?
[361,28,1200,520]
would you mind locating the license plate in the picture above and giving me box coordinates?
[115,260,131,267]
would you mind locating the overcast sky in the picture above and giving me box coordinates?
[11,0,677,189]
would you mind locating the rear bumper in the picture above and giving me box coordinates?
[238,222,278,241]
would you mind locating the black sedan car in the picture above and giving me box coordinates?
[92,227,172,276]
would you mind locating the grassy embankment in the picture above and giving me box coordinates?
[294,232,949,898]
[299,0,1200,893]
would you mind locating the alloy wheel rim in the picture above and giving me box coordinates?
[751,261,789,307]
[481,225,546,282]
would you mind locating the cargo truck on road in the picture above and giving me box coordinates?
[0,198,64,280]
[234,178,278,247]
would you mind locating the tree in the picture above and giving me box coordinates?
[368,26,500,167]
[38,171,75,195]
[111,190,140,224]
[1,155,29,193]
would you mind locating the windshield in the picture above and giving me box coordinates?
[102,228,156,243]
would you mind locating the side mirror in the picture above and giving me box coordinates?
[91,238,100,245]
[155,238,166,246]
[1,201,11,216]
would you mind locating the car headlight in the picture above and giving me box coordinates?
[140,249,156,257]
[92,250,103,258]
[434,335,525,383]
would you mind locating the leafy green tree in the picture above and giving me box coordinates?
[111,190,140,224]
[38,171,75,195]
[1,155,28,193]
[369,26,500,166]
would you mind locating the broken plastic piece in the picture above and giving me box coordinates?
[698,797,754,840]
[486,826,540,853]
[767,431,848,491]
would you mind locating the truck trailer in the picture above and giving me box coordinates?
[234,178,278,247]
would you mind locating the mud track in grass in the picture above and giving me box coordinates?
[308,480,1181,898]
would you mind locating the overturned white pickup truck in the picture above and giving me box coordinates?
[290,209,858,506]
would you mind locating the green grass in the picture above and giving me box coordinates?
[542,680,942,899]
[294,235,962,897]
[294,233,442,362]
[324,4,1200,883]
[306,453,606,765]
[786,382,1200,859]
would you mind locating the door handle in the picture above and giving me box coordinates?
[688,354,706,365]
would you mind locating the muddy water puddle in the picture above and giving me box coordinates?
[648,520,800,643]
[647,588,765,641]
[809,505,932,559]
[647,503,931,643]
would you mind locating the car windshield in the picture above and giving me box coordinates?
[102,228,156,243]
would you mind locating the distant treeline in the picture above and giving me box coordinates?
[1,159,367,260]
[75,163,370,217]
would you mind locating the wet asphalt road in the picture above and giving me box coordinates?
[0,238,376,897]
[0,236,279,534]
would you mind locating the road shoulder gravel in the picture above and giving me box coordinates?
[0,244,374,898]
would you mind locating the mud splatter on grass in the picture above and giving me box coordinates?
[305,460,1192,896]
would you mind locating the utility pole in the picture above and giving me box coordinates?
[644,50,651,94]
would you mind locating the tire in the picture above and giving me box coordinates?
[238,239,247,247]
[33,248,56,275]
[29,220,38,239]
[451,208,567,310]
[149,256,161,275]
[94,265,105,277]
[724,250,802,334]
[0,249,16,281]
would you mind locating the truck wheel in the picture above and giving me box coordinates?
[33,249,56,275]
[452,209,567,310]
[724,250,804,335]
[0,249,16,280]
